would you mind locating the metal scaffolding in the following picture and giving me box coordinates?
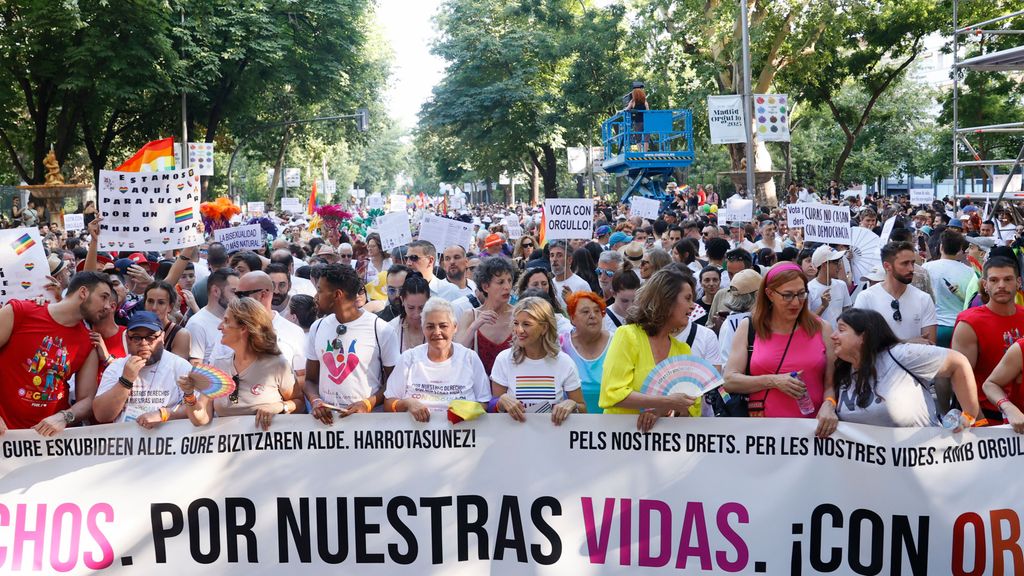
[952,5,1024,205]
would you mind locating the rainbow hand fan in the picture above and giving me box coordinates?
[190,364,237,399]
[640,355,724,398]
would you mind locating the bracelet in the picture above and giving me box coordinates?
[997,398,1013,411]
[177,254,191,262]
[183,392,197,406]
[311,398,324,410]
[159,407,169,422]
[118,376,134,390]
[962,413,977,428]
[824,397,837,408]
[104,355,114,367]
[361,398,372,412]
[487,398,501,413]
[386,399,400,413]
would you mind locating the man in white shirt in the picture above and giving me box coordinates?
[807,245,853,330]
[186,268,239,363]
[754,220,782,252]
[271,249,316,297]
[305,263,400,422]
[922,230,975,347]
[549,240,591,304]
[439,245,477,299]
[406,240,460,301]
[854,241,937,344]
[93,311,191,425]
[236,271,307,384]
[596,250,623,301]
[728,224,757,253]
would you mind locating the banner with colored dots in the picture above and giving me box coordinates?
[753,94,791,142]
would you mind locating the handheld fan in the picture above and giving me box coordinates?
[190,364,237,399]
[640,355,724,398]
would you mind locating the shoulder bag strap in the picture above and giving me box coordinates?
[608,309,622,328]
[685,324,698,347]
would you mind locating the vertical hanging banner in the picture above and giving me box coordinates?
[543,199,593,241]
[707,95,747,144]
[798,203,852,244]
[753,94,791,142]
[187,142,215,176]
[97,167,202,251]
[0,227,51,304]
[377,211,413,252]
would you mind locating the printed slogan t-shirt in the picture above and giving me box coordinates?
[490,349,581,411]
[385,343,490,411]
[305,311,400,407]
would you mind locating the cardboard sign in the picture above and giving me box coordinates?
[97,167,202,251]
[629,197,660,221]
[417,213,474,250]
[214,223,264,252]
[378,211,412,251]
[0,228,52,304]
[719,197,753,224]
[707,95,747,145]
[280,197,302,213]
[63,213,85,233]
[796,203,851,244]
[247,201,265,215]
[543,199,593,241]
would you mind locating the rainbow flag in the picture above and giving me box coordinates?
[307,179,319,215]
[538,206,547,247]
[117,137,176,172]
[514,375,556,401]
[174,207,194,223]
[11,233,34,255]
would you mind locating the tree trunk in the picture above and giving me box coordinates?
[531,165,540,205]
[832,134,857,183]
[266,127,291,206]
[726,140,778,206]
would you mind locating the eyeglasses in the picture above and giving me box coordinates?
[339,253,353,259]
[595,268,616,278]
[332,323,348,350]
[521,243,534,248]
[230,374,240,405]
[236,288,266,298]
[772,290,808,302]
[127,333,162,344]
[891,299,902,322]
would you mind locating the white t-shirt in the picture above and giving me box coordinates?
[428,276,462,302]
[304,310,400,406]
[439,278,477,301]
[385,343,491,411]
[673,322,722,368]
[921,259,974,326]
[556,315,574,337]
[97,353,191,423]
[808,278,852,330]
[854,283,937,341]
[290,275,316,297]
[553,273,592,306]
[718,312,752,364]
[272,311,306,372]
[603,307,627,333]
[836,343,946,427]
[490,349,581,410]
[193,258,210,283]
[186,307,225,363]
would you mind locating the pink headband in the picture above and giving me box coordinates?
[764,262,803,284]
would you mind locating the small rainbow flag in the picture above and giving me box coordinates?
[117,137,176,172]
[538,206,547,247]
[174,207,194,223]
[11,233,34,255]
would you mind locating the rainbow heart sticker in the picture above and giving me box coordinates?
[118,186,128,192]
[162,238,170,244]
[177,183,185,190]
[23,262,35,271]
[20,281,31,289]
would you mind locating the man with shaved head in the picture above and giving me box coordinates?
[271,249,315,297]
[235,270,307,387]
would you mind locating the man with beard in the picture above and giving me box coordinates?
[235,270,307,387]
[549,240,590,306]
[953,257,1024,425]
[266,263,292,315]
[376,264,411,322]
[305,264,399,423]
[92,311,192,426]
[854,241,937,344]
[439,245,476,300]
[186,268,240,364]
[0,271,114,435]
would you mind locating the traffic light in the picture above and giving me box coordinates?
[356,108,369,132]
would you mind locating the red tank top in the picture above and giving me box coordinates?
[0,300,93,429]
[476,330,512,376]
[954,305,1024,414]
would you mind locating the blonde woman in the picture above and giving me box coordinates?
[490,297,585,425]
[177,298,300,430]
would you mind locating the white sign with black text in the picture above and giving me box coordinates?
[214,223,264,252]
[543,199,593,241]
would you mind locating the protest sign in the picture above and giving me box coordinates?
[247,202,265,215]
[213,224,264,252]
[451,195,465,210]
[786,203,806,228]
[0,227,51,304]
[280,197,302,213]
[543,198,593,241]
[795,203,851,244]
[63,213,85,233]
[378,211,412,252]
[707,95,747,144]
[284,168,301,188]
[629,196,660,220]
[367,194,384,210]
[97,167,202,251]
[417,213,473,250]
[505,218,523,240]
[567,147,587,174]
[187,142,215,176]
[910,188,934,206]
[2,416,1023,575]
[753,94,791,142]
[719,197,753,224]
[390,195,408,213]
[880,216,897,245]
[324,180,338,197]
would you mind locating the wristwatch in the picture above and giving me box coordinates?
[61,410,74,425]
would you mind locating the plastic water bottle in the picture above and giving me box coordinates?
[792,372,815,416]
[941,409,963,430]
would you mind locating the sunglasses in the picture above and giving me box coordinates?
[406,254,424,263]
[594,268,615,278]
[891,299,902,322]
[236,288,266,298]
[339,253,353,259]
[521,243,534,248]
[332,323,348,350]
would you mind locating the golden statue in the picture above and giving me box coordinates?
[43,150,64,185]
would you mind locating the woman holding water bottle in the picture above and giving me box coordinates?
[723,262,838,437]
[831,308,979,429]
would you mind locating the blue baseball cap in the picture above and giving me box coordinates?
[949,218,963,229]
[595,225,612,237]
[609,231,633,246]
[127,310,162,332]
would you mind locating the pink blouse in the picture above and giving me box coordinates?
[748,323,827,418]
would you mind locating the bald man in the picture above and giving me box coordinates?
[236,271,308,391]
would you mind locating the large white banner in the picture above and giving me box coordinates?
[0,227,51,304]
[707,95,747,144]
[543,199,593,241]
[1,416,1022,575]
[97,167,202,251]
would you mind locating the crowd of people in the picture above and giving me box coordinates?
[3,184,1024,438]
